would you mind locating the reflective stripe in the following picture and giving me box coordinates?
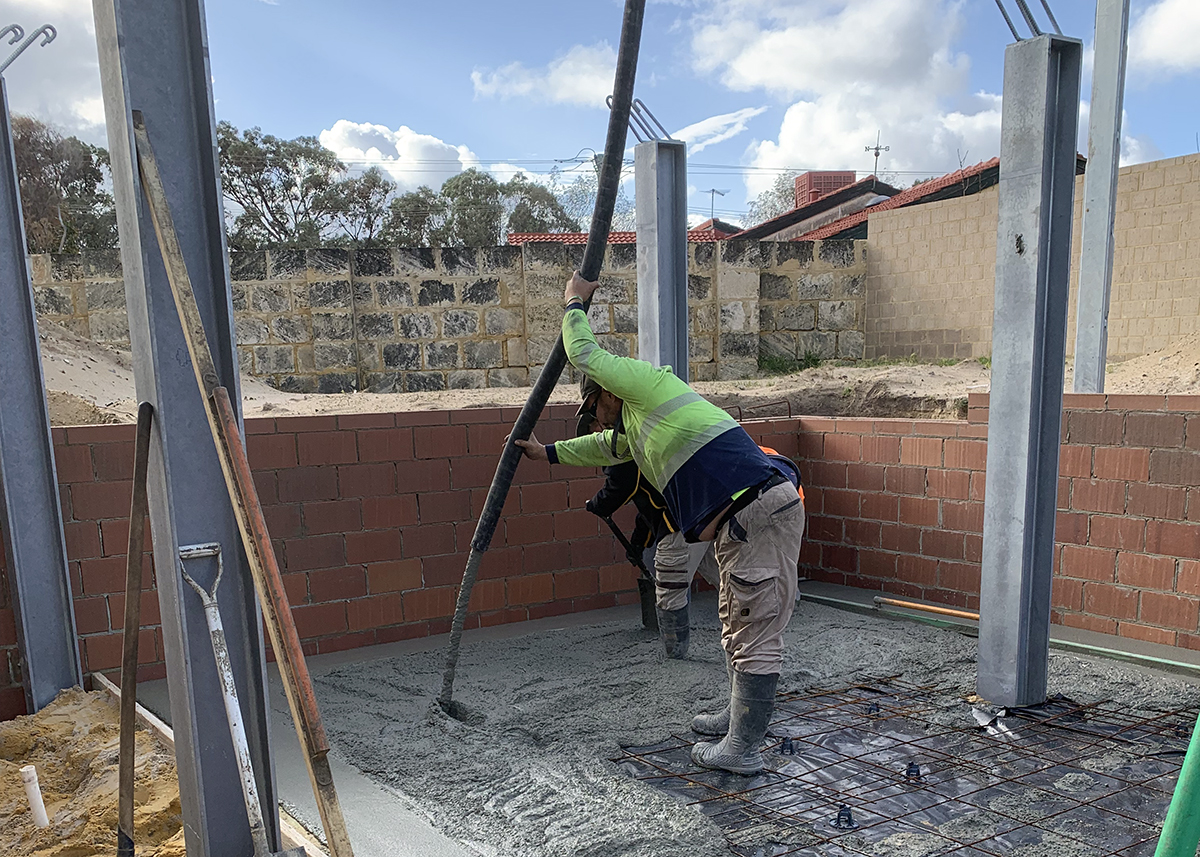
[636,392,699,451]
[660,422,739,486]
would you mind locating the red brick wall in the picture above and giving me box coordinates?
[3,394,1199,720]
[791,393,1200,649]
[0,404,642,720]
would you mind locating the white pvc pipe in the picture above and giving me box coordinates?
[20,764,49,828]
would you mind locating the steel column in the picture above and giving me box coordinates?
[978,34,1082,708]
[0,79,82,713]
[635,139,689,380]
[1073,0,1130,393]
[92,2,280,855]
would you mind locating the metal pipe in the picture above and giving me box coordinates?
[1154,709,1200,856]
[438,0,647,715]
[874,596,980,622]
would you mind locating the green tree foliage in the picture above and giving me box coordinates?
[379,169,581,248]
[745,170,801,226]
[217,121,347,249]
[382,186,449,248]
[504,173,581,234]
[320,167,395,247]
[12,114,116,253]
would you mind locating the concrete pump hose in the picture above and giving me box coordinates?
[438,0,647,713]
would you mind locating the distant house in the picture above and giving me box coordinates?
[796,159,1001,241]
[793,155,1088,241]
[731,172,901,242]
[507,222,737,245]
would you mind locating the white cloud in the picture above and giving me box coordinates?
[1129,0,1200,76]
[319,120,481,192]
[471,43,616,107]
[688,0,1007,200]
[1,2,106,143]
[673,106,767,155]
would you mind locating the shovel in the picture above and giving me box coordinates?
[599,515,658,632]
[179,542,305,857]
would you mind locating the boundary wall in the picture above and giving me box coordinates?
[29,239,868,391]
[866,153,1200,360]
[2,393,1199,718]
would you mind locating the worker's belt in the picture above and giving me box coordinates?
[715,471,789,534]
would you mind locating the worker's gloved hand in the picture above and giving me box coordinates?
[564,271,600,305]
[585,498,599,516]
[625,545,643,566]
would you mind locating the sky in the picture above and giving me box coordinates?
[3,0,1199,227]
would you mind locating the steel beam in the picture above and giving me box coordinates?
[1073,0,1130,394]
[0,79,82,713]
[978,34,1082,708]
[92,1,280,854]
[635,139,689,380]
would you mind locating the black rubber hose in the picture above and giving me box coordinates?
[439,0,646,712]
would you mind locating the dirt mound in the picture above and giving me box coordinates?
[0,688,183,857]
[1096,332,1200,394]
[46,391,121,427]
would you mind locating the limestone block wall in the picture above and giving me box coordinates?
[758,239,868,365]
[866,152,1200,361]
[30,238,869,390]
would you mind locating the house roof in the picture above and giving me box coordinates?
[730,174,901,241]
[796,158,1001,241]
[507,226,733,245]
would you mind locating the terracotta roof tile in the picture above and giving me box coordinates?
[795,158,1001,241]
[507,227,733,246]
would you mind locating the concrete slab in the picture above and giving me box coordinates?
[137,605,642,857]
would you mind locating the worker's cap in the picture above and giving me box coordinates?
[575,373,602,417]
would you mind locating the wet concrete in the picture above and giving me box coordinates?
[306,593,1200,857]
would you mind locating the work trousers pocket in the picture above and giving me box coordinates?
[727,568,781,627]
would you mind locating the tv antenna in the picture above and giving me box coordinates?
[865,131,889,176]
[704,188,728,224]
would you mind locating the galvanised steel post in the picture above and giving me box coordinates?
[0,79,82,713]
[1073,0,1130,394]
[978,33,1082,708]
[92,0,280,853]
[635,139,689,380]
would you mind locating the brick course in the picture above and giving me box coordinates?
[5,392,1200,719]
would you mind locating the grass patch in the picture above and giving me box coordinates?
[758,350,823,376]
[977,355,992,370]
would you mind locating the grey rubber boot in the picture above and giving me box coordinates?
[657,605,690,659]
[691,652,733,736]
[691,671,779,775]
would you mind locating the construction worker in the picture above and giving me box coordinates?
[514,272,806,776]
[578,393,717,658]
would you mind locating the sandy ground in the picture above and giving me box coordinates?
[38,319,1200,427]
[0,688,183,857]
[307,594,1200,857]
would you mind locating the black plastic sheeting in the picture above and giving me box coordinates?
[612,680,1194,856]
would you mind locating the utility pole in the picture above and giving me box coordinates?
[704,188,728,224]
[865,131,889,176]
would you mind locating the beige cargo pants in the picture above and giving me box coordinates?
[713,482,806,675]
[651,531,718,611]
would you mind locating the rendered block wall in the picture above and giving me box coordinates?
[866,153,1200,361]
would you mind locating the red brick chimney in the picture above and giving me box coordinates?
[794,171,856,207]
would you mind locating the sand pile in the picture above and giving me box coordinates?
[0,688,183,857]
